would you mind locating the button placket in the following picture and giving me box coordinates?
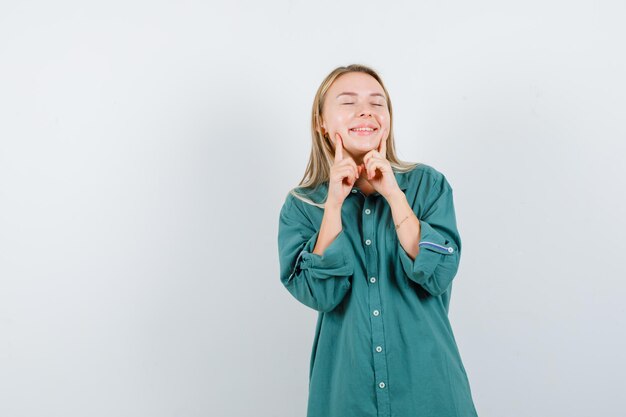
[362,198,391,416]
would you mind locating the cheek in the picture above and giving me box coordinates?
[331,114,352,130]
[324,110,350,128]
[376,114,390,128]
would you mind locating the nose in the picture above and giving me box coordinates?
[358,106,373,117]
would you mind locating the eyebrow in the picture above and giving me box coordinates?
[336,92,386,99]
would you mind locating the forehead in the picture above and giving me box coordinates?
[328,72,385,97]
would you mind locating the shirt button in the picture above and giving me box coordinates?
[365,208,371,214]
[379,382,386,389]
[376,346,383,352]
[365,239,371,245]
[373,310,380,316]
[370,277,376,283]
[351,189,357,193]
[448,247,454,253]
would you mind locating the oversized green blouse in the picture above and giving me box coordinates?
[277,163,478,417]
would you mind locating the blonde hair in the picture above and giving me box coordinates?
[290,63,419,208]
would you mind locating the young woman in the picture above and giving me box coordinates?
[277,64,479,417]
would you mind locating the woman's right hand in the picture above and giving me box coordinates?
[326,133,363,208]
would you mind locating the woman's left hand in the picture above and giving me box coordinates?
[361,128,403,200]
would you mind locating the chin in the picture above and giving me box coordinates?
[354,141,377,150]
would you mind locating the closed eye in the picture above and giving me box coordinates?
[341,103,384,106]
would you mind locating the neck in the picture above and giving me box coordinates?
[344,150,366,165]
[355,175,371,188]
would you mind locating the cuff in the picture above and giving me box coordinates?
[398,219,456,286]
[288,229,354,282]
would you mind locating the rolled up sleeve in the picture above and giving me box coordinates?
[278,195,354,312]
[397,177,461,296]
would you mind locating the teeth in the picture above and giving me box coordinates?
[351,127,375,131]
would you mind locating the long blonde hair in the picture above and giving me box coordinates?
[290,64,419,208]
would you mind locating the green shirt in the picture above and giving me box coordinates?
[277,163,478,417]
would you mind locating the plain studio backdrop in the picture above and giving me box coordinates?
[1,1,625,416]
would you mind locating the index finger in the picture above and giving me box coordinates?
[334,133,344,162]
[378,127,387,156]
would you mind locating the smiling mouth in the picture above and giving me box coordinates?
[349,127,378,136]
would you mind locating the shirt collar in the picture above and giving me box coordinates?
[300,169,409,203]
[394,169,409,191]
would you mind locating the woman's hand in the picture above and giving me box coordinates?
[326,133,363,208]
[362,128,402,200]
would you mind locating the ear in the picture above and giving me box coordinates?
[320,119,327,137]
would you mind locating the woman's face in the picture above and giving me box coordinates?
[321,72,391,161]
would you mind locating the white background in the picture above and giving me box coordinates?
[1,1,625,416]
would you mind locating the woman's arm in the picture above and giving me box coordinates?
[387,189,422,260]
[312,200,344,256]
[277,195,354,312]
[388,175,461,297]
